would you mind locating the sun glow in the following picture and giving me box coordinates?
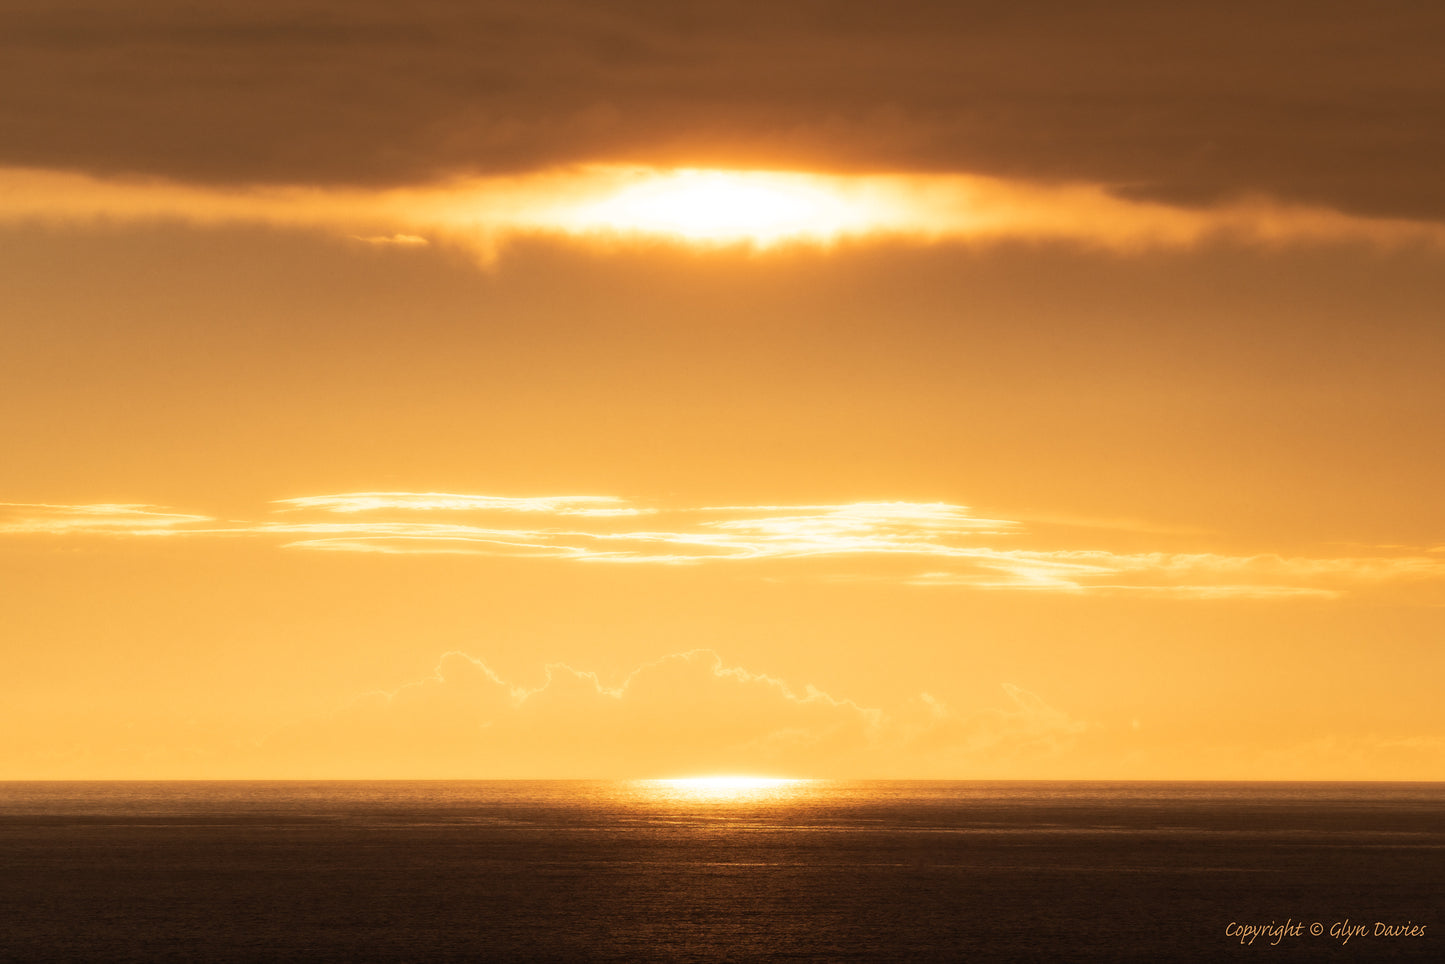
[9,165,1445,261]
[660,776,798,790]
[642,775,810,803]
[552,169,889,245]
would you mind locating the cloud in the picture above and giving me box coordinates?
[11,647,1438,779]
[262,648,1083,778]
[350,233,428,246]
[275,492,647,516]
[894,687,1090,766]
[5,165,1445,261]
[5,493,1445,598]
[3,2,1444,223]
[258,498,1025,565]
[1194,733,1445,782]
[0,502,214,535]
[1086,585,1339,601]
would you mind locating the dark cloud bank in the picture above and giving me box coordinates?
[4,0,1445,219]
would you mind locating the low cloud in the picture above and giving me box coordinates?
[10,648,1438,779]
[263,649,1083,778]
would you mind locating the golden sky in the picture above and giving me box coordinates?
[2,1,1443,780]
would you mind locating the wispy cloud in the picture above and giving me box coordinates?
[349,233,428,247]
[5,492,1444,598]
[0,502,214,535]
[275,491,648,516]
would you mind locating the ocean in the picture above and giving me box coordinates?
[1,781,1439,961]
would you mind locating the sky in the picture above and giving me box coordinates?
[2,1,1443,780]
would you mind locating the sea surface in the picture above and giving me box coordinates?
[1,781,1440,961]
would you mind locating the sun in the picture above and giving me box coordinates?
[551,169,886,245]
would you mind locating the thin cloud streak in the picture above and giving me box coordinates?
[276,492,648,516]
[350,233,428,246]
[0,502,214,535]
[3,494,1443,597]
